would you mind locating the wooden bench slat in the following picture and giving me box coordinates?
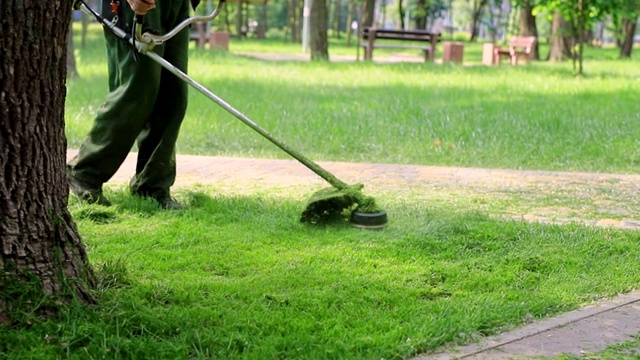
[359,27,440,62]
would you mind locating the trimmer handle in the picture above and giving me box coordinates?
[134,14,144,37]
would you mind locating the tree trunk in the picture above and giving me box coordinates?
[236,0,244,37]
[518,0,539,60]
[0,0,95,323]
[362,0,376,28]
[576,0,585,75]
[414,0,426,30]
[398,0,405,30]
[67,22,79,79]
[548,10,572,62]
[345,0,355,45]
[310,0,329,60]
[288,0,301,42]
[469,0,488,42]
[257,0,268,39]
[620,16,637,58]
[332,0,342,38]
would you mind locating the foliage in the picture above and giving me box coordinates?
[607,0,640,46]
[532,0,630,74]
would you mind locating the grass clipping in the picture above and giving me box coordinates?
[300,184,381,224]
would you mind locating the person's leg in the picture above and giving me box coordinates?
[129,0,190,209]
[67,4,163,204]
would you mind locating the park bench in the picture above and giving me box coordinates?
[493,36,536,65]
[359,27,440,62]
[190,23,208,48]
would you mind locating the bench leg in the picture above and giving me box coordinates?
[364,46,373,61]
[423,50,430,62]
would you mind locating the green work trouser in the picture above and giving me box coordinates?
[68,0,190,196]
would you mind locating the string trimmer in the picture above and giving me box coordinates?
[73,0,388,228]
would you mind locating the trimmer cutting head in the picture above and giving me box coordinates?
[350,210,388,229]
[300,184,388,228]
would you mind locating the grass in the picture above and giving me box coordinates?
[66,24,640,174]
[5,22,637,359]
[2,186,640,359]
[558,337,640,359]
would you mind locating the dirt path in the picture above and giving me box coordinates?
[67,150,640,230]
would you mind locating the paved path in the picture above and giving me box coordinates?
[67,150,640,358]
[421,290,640,359]
[67,150,640,231]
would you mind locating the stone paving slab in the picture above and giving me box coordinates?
[419,291,640,359]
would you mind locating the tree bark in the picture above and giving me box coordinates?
[398,0,405,30]
[362,0,376,28]
[310,0,329,60]
[620,16,637,58]
[0,0,95,323]
[469,0,488,42]
[548,10,572,61]
[518,0,539,60]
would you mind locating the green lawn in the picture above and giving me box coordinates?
[66,24,640,174]
[3,23,639,359]
[3,189,640,359]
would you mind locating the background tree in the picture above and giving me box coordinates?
[547,9,572,61]
[236,0,245,36]
[610,0,640,58]
[345,0,357,45]
[0,0,95,323]
[516,0,540,60]
[287,0,302,41]
[331,0,343,38]
[469,0,489,41]
[362,0,376,28]
[617,15,637,58]
[415,0,428,28]
[310,0,330,59]
[413,0,447,30]
[536,0,615,74]
[399,0,406,29]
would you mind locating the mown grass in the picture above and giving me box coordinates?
[2,186,640,359]
[8,23,635,359]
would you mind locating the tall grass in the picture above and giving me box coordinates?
[66,24,640,174]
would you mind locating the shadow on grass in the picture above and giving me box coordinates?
[70,187,356,229]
